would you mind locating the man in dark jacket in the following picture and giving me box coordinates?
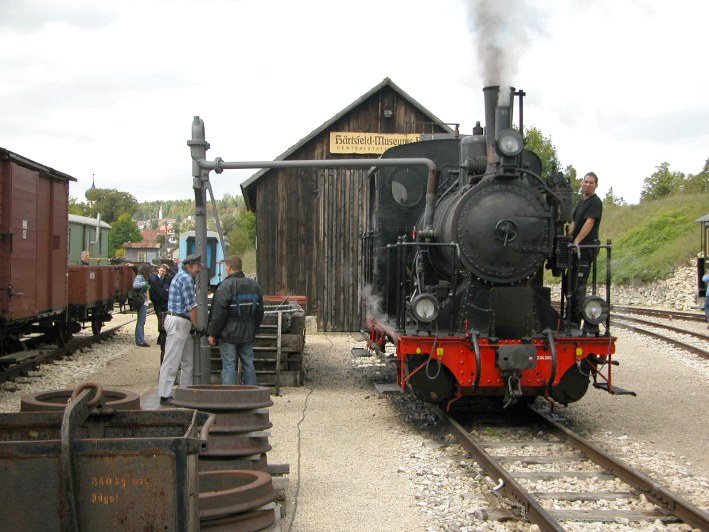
[207,256,264,385]
[149,264,172,358]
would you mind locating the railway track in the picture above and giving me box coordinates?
[433,404,709,531]
[0,318,135,384]
[613,306,704,323]
[611,310,709,360]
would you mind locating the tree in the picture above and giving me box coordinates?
[640,162,685,201]
[180,217,194,233]
[228,227,252,254]
[236,208,256,244]
[69,197,89,216]
[108,213,143,257]
[85,188,139,224]
[683,157,709,194]
[524,126,561,180]
[227,207,256,254]
[604,186,627,206]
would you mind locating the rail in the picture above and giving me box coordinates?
[433,405,709,531]
[0,319,133,384]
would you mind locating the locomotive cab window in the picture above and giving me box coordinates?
[391,167,424,207]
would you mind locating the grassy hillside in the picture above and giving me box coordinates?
[593,193,708,283]
[241,248,257,274]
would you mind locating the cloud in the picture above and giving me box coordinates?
[0,0,115,31]
[611,109,709,144]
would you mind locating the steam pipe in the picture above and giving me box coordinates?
[196,141,439,235]
[200,157,436,173]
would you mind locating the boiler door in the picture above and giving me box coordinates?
[451,179,551,284]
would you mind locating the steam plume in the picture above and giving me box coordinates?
[465,0,539,98]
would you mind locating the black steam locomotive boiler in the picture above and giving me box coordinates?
[362,86,625,408]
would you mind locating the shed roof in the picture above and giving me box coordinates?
[124,241,161,249]
[240,77,455,210]
[695,214,709,223]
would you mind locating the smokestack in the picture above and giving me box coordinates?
[483,86,515,174]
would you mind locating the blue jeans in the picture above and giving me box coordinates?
[135,304,147,345]
[219,342,257,385]
[704,297,709,324]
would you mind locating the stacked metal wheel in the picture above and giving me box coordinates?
[20,386,141,411]
[173,385,279,530]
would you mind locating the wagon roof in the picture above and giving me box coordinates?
[239,77,454,210]
[0,146,77,182]
[69,213,111,229]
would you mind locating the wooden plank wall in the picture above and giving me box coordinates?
[317,168,366,332]
[254,85,452,331]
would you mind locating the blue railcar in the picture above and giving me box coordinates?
[178,230,226,288]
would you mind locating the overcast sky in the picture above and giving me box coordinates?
[1,0,707,206]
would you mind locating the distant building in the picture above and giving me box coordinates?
[123,241,161,264]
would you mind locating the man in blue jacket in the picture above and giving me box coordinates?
[207,256,264,385]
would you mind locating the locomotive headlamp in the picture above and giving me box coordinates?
[497,128,524,157]
[410,294,440,323]
[581,295,610,325]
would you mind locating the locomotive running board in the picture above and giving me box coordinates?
[593,382,637,396]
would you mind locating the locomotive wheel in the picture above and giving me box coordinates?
[91,313,103,335]
[550,361,591,405]
[404,355,457,404]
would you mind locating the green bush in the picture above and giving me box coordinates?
[567,193,706,285]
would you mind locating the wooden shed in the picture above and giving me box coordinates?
[241,78,455,332]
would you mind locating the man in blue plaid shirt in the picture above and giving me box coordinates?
[158,253,203,404]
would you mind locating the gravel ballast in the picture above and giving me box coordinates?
[0,313,707,531]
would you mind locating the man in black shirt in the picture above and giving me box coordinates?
[569,172,603,328]
[149,264,172,358]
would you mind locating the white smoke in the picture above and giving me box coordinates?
[464,0,542,92]
[358,283,387,323]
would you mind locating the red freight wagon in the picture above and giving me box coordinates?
[67,265,116,334]
[114,264,135,309]
[0,147,75,351]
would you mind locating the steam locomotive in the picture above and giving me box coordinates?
[363,86,622,408]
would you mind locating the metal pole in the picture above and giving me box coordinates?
[187,117,440,383]
[187,117,212,384]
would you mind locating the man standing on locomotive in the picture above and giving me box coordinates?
[158,253,203,405]
[569,172,603,329]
